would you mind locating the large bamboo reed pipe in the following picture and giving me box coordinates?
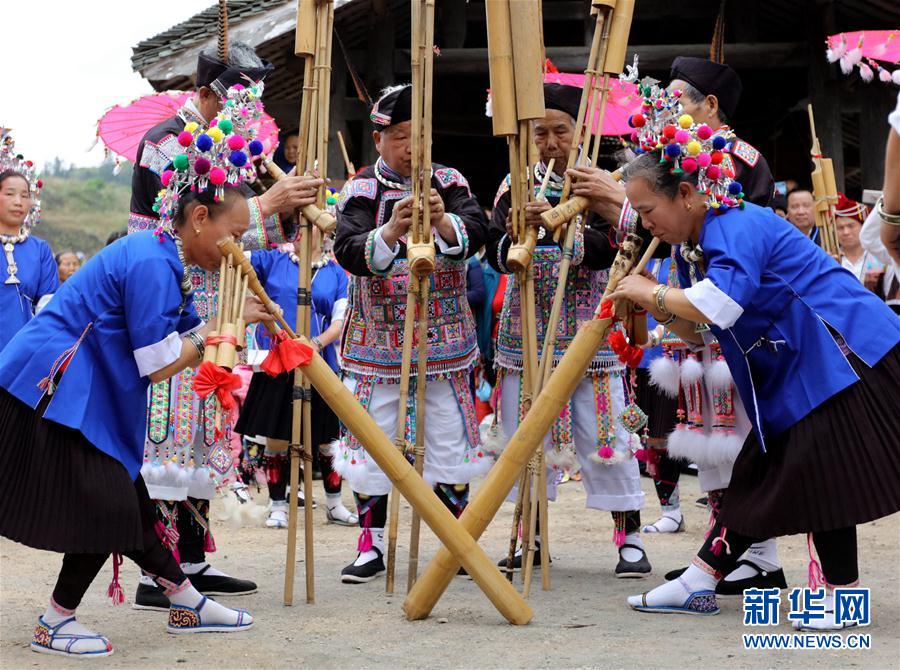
[509,0,545,122]
[485,0,517,137]
[296,346,533,624]
[385,278,420,595]
[403,233,650,620]
[407,278,430,590]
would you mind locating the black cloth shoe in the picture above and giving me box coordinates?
[615,544,652,578]
[132,582,170,611]
[186,564,258,596]
[665,566,688,581]
[715,560,788,597]
[694,496,708,508]
[496,544,550,573]
[341,548,386,584]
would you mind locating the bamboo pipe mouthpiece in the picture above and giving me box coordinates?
[603,0,635,75]
[262,158,337,234]
[540,195,589,231]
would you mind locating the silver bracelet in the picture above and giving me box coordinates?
[186,331,205,360]
[876,196,900,226]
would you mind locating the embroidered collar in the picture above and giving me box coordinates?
[177,99,207,128]
[374,157,432,191]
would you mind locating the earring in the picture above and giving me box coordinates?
[685,202,693,211]
[194,227,201,236]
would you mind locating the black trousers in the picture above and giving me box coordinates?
[52,480,186,610]
[698,521,858,586]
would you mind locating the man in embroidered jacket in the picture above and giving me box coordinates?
[332,84,490,584]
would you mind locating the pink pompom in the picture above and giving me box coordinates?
[598,446,615,459]
[706,165,721,180]
[697,153,712,168]
[630,131,639,143]
[194,157,211,175]
[682,157,698,174]
[696,124,712,140]
[674,129,690,144]
[209,166,227,185]
[209,117,218,127]
[227,135,245,150]
[161,170,174,186]
[177,131,193,147]
[232,83,245,91]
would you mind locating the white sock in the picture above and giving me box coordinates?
[325,492,343,509]
[140,574,157,587]
[167,581,251,627]
[642,509,683,533]
[353,527,385,566]
[620,532,645,563]
[627,564,717,608]
[180,561,229,578]
[41,600,110,654]
[725,538,781,582]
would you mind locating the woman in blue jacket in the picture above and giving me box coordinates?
[610,150,900,628]
[0,175,297,656]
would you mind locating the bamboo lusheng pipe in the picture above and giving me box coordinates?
[405,0,437,590]
[807,104,840,258]
[403,233,647,621]
[262,158,336,234]
[484,0,517,136]
[336,130,356,177]
[294,343,533,624]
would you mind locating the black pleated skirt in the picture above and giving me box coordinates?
[633,366,680,440]
[0,388,145,554]
[719,344,900,538]
[236,371,339,446]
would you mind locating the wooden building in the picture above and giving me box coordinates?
[132,0,900,203]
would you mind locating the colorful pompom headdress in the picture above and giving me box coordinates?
[153,81,269,237]
[621,59,744,212]
[0,128,43,227]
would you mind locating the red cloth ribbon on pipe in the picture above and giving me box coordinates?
[205,334,238,346]
[194,361,242,411]
[607,330,644,368]
[596,299,617,321]
[261,332,315,377]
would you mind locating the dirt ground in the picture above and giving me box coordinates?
[2,472,898,669]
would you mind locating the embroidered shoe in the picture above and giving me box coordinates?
[166,596,253,634]
[341,548,386,584]
[31,617,113,658]
[629,587,720,615]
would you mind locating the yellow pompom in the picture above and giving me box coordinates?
[678,114,694,128]
[687,140,702,155]
[184,121,199,133]
[207,126,225,143]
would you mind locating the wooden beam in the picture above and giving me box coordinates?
[859,86,893,192]
[392,43,807,74]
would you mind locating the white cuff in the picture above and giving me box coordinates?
[683,278,744,329]
[134,331,182,377]
[332,298,348,323]
[372,228,400,271]
[435,215,463,255]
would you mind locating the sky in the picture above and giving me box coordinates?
[1,1,215,170]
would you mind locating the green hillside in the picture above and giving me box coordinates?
[36,162,134,258]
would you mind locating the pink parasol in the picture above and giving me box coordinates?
[96,90,280,163]
[826,30,900,84]
[543,71,642,136]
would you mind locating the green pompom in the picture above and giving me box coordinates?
[173,154,189,171]
[326,196,338,205]
[217,118,234,134]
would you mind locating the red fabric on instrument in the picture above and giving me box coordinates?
[194,361,242,411]
[260,332,314,377]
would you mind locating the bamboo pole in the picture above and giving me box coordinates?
[403,234,652,621]
[298,347,534,624]
[336,130,356,176]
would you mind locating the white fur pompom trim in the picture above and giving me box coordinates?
[649,356,680,398]
[706,358,733,391]
[705,431,745,467]
[666,425,709,464]
[680,356,704,387]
